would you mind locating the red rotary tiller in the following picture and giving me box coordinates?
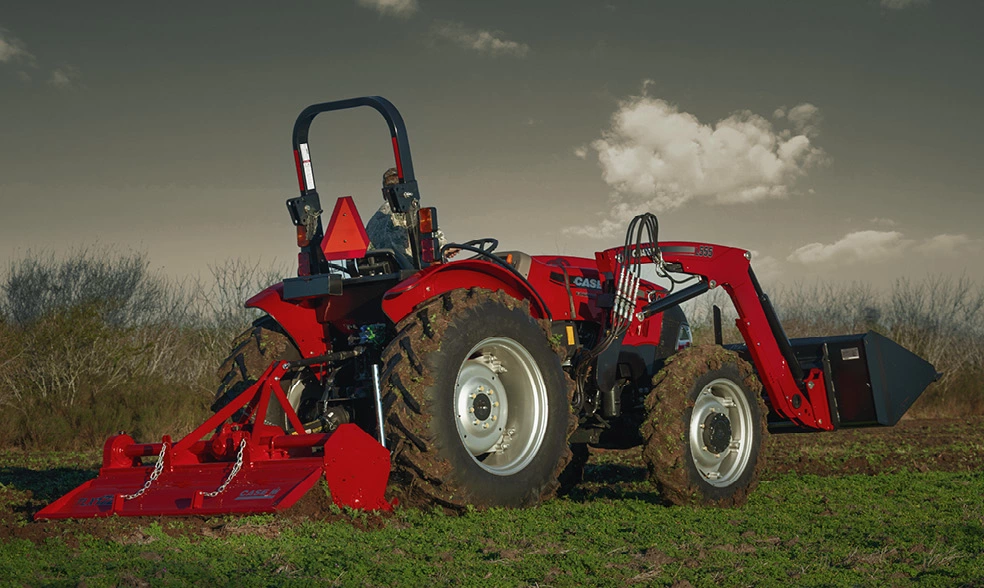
[37,361,393,518]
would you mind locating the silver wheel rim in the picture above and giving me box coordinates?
[454,337,549,476]
[689,377,754,487]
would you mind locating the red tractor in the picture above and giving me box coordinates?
[37,97,938,518]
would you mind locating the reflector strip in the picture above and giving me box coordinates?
[293,150,305,193]
[391,136,404,180]
[566,325,575,345]
[300,143,315,190]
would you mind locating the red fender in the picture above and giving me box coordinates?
[381,260,549,324]
[245,284,328,358]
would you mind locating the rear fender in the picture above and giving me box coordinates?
[245,284,328,358]
[381,260,549,324]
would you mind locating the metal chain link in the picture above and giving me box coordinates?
[203,438,247,498]
[122,441,168,500]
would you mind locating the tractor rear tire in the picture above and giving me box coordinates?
[213,316,317,430]
[379,288,576,510]
[641,345,767,507]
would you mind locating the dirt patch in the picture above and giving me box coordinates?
[765,415,984,477]
[0,479,393,545]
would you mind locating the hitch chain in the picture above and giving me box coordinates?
[203,438,247,498]
[122,441,169,500]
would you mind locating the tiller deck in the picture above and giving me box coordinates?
[35,362,393,519]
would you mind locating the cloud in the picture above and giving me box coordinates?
[576,94,825,236]
[432,21,530,57]
[913,233,981,256]
[573,145,588,159]
[784,103,821,138]
[787,230,910,264]
[748,250,782,284]
[880,0,929,9]
[786,229,982,265]
[869,217,898,227]
[0,27,34,65]
[356,0,418,17]
[48,65,81,90]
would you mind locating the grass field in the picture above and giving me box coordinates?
[2,418,983,587]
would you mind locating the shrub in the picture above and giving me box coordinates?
[0,248,288,449]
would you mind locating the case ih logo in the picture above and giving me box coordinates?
[572,276,602,290]
[234,487,281,501]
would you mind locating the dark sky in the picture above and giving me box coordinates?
[1,0,982,288]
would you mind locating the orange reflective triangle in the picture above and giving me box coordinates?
[321,196,371,261]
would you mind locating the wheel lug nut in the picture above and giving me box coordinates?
[493,402,499,407]
[483,423,489,429]
[470,393,476,399]
[469,408,475,413]
[473,420,479,426]
[491,415,497,421]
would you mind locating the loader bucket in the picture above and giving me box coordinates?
[36,362,394,520]
[787,330,939,428]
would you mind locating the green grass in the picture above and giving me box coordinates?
[2,468,982,586]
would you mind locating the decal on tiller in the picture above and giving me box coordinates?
[78,495,114,508]
[234,488,282,501]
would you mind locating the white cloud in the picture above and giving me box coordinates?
[432,21,529,57]
[748,250,782,284]
[356,0,418,17]
[48,65,81,90]
[869,217,898,227]
[881,0,929,9]
[582,95,824,227]
[0,28,34,64]
[573,145,588,159]
[788,230,981,265]
[788,230,909,264]
[913,233,980,256]
[785,103,821,138]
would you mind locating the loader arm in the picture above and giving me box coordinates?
[596,241,834,431]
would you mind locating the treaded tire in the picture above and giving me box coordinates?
[557,443,589,495]
[213,316,309,428]
[641,345,767,507]
[379,288,576,509]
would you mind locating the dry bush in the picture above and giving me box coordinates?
[0,248,289,449]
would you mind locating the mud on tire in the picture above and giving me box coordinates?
[213,316,314,429]
[641,345,767,507]
[379,288,576,509]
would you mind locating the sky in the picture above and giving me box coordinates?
[1,0,982,291]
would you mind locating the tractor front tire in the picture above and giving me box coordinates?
[641,345,767,507]
[380,288,575,509]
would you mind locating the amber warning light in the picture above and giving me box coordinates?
[418,207,439,263]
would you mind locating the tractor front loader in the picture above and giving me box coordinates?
[37,97,938,519]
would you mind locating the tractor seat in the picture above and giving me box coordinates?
[354,248,411,277]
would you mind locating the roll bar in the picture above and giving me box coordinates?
[286,96,423,273]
